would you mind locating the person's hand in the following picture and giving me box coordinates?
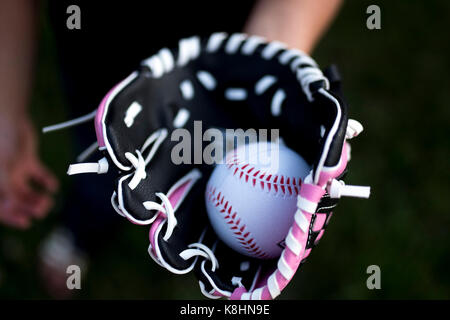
[0,114,59,229]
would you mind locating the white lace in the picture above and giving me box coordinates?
[143,192,176,241]
[199,281,221,299]
[125,150,146,190]
[179,243,219,272]
[42,110,97,133]
[42,110,107,175]
[327,119,370,199]
[125,128,168,189]
[346,119,364,139]
[121,128,182,242]
[328,179,371,199]
[67,157,109,175]
[297,67,330,102]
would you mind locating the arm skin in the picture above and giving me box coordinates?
[244,0,343,54]
[0,0,58,229]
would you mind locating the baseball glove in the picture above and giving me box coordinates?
[44,32,370,300]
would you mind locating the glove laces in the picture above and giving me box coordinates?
[124,128,168,190]
[180,243,219,272]
[144,192,176,241]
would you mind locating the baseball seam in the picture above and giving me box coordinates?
[226,152,302,196]
[206,185,269,259]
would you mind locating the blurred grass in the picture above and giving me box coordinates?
[0,0,449,299]
[284,0,450,299]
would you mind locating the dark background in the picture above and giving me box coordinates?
[0,0,449,299]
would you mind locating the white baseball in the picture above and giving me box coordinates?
[205,142,311,259]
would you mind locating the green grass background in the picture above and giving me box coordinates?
[0,0,449,299]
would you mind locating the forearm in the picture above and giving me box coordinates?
[244,0,343,54]
[0,0,38,117]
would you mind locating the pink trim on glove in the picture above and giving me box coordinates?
[300,183,326,202]
[230,287,247,300]
[302,248,312,259]
[148,179,199,262]
[95,84,120,148]
[314,229,325,244]
[313,213,327,232]
[149,215,165,256]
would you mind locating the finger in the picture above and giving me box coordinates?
[31,195,54,219]
[0,200,31,229]
[9,166,36,197]
[6,173,54,219]
[12,188,54,219]
[29,160,59,193]
[7,170,54,219]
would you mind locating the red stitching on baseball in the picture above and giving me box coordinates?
[206,186,268,258]
[225,153,302,196]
